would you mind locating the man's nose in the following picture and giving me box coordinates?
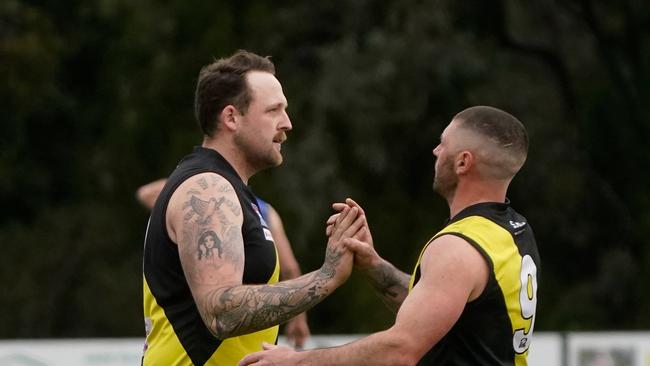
[280,110,292,131]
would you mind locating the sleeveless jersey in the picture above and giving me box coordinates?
[142,146,280,366]
[409,202,540,366]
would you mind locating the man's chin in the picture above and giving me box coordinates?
[272,154,283,166]
[433,182,455,200]
[274,150,285,164]
[255,155,283,172]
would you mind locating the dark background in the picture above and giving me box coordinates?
[1,0,648,338]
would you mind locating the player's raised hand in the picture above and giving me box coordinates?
[323,205,364,285]
[326,199,379,271]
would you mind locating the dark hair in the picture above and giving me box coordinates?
[194,50,276,137]
[454,106,529,158]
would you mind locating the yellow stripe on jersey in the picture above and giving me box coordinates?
[409,216,536,366]
[143,277,192,366]
[143,244,281,366]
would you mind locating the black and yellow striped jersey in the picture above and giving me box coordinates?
[410,201,540,366]
[142,147,280,366]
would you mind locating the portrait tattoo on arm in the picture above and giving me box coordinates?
[197,230,222,259]
[189,195,227,260]
[179,175,244,284]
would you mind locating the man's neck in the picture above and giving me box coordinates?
[447,180,508,218]
[202,138,253,184]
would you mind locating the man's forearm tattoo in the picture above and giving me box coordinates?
[366,261,410,313]
[208,246,344,338]
[320,245,343,278]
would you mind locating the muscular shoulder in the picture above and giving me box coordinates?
[421,234,489,302]
[166,172,243,243]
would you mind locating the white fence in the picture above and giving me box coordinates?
[0,332,649,366]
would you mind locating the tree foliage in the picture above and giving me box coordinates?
[1,0,648,337]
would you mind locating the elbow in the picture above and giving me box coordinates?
[384,336,422,366]
[208,316,234,340]
[387,347,419,366]
[210,311,252,340]
[280,264,301,280]
[200,313,233,340]
[395,354,420,366]
[199,287,242,340]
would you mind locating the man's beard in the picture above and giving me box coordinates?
[235,133,282,173]
[433,156,458,201]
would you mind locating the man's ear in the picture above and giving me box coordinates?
[455,151,473,174]
[219,105,239,131]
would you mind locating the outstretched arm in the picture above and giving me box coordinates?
[136,178,167,210]
[167,173,362,339]
[239,234,490,366]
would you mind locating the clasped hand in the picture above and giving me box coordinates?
[237,198,378,366]
[326,198,379,272]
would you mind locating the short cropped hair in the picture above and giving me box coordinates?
[454,106,529,178]
[194,50,275,137]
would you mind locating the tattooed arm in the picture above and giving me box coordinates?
[166,172,361,339]
[239,234,491,366]
[328,199,410,313]
[356,257,411,314]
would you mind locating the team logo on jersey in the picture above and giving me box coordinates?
[509,220,526,229]
[510,220,527,236]
[262,227,274,242]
